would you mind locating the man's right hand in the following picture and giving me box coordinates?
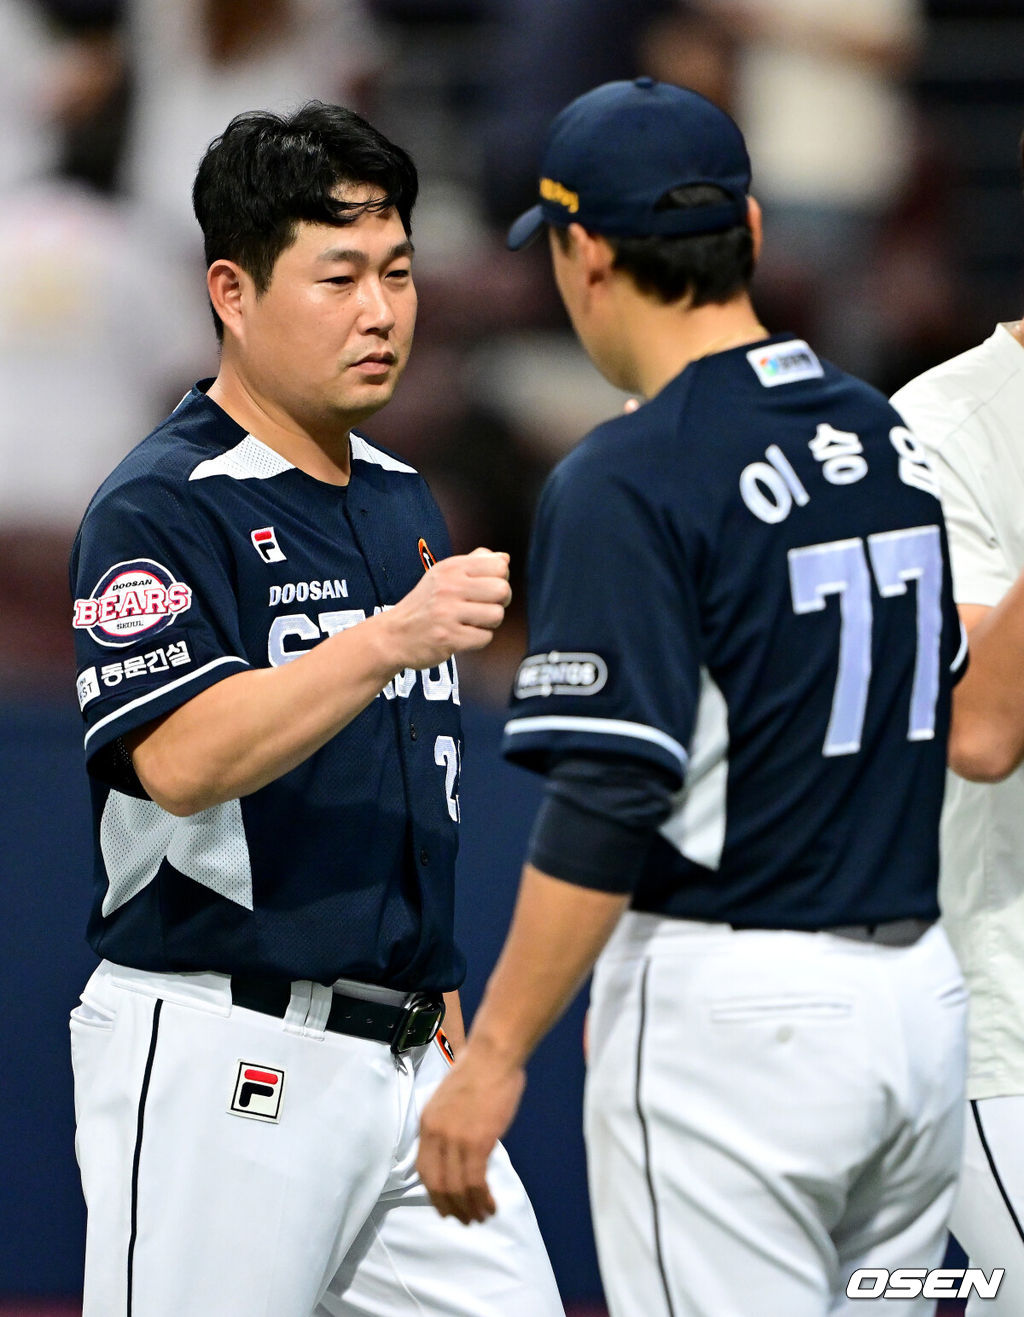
[381,548,512,671]
[127,549,512,816]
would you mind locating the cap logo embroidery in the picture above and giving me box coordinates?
[540,177,579,214]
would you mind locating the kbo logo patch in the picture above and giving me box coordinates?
[747,339,823,388]
[73,559,192,648]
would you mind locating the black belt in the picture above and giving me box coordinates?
[231,975,445,1054]
[728,918,933,948]
[825,918,933,947]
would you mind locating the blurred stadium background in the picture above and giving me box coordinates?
[3,0,1023,1310]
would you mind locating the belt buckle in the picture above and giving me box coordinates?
[390,993,445,1055]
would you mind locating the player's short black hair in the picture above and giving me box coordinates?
[193,100,419,338]
[555,183,754,308]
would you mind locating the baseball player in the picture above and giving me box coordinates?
[417,79,969,1316]
[68,102,564,1317]
[891,172,1024,1310]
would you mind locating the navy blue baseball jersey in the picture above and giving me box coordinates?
[503,336,966,929]
[70,383,465,989]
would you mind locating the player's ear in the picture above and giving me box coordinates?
[746,195,763,265]
[567,223,615,288]
[207,260,248,340]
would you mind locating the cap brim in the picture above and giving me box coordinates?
[506,204,546,251]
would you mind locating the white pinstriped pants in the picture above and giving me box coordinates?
[71,961,564,1317]
[584,914,968,1317]
[951,1095,1024,1315]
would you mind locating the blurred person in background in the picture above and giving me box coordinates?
[0,0,63,188]
[0,0,211,691]
[119,0,385,252]
[476,0,675,231]
[890,131,1024,1313]
[642,0,923,383]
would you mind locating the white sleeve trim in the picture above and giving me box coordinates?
[951,619,969,674]
[83,655,250,753]
[503,714,688,773]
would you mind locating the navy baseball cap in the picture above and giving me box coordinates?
[507,78,751,251]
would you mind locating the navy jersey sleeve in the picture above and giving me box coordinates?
[70,474,250,788]
[503,448,700,786]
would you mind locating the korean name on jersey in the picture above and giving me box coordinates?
[503,339,966,930]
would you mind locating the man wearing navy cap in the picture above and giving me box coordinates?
[418,80,969,1315]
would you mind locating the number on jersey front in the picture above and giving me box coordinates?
[788,525,943,757]
[434,735,461,822]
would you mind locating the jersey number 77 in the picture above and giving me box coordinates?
[788,525,943,758]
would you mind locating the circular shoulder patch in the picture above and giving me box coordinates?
[72,558,193,648]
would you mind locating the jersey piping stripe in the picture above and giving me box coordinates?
[504,715,688,773]
[971,1099,1024,1247]
[126,997,162,1316]
[83,656,249,753]
[349,431,417,473]
[188,434,295,482]
[951,619,969,673]
[635,958,677,1317]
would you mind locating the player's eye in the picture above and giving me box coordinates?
[386,268,411,282]
[322,275,354,286]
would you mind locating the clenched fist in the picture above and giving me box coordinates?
[381,548,512,672]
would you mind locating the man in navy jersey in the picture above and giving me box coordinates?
[418,80,970,1316]
[68,102,564,1317]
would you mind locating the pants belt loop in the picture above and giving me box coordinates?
[283,980,314,1034]
[301,982,333,1035]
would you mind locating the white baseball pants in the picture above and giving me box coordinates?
[951,1094,1024,1315]
[584,914,968,1317]
[71,960,564,1317]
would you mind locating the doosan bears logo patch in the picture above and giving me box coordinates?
[418,537,437,572]
[73,558,192,648]
[436,1030,455,1067]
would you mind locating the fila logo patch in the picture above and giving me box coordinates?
[229,1061,285,1122]
[251,527,286,563]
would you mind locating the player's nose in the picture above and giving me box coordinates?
[356,277,397,333]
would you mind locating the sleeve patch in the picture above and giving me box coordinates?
[72,558,193,648]
[513,651,609,699]
[76,666,100,709]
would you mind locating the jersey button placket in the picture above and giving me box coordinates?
[419,847,429,866]
[409,721,417,741]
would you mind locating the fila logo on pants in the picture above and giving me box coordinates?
[229,1062,285,1122]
